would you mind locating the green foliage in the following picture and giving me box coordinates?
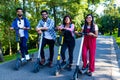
[105,29,120,47]
[96,0,120,35]
[1,0,119,57]
[112,30,120,47]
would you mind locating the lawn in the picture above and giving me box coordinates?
[113,33,120,47]
[0,48,38,64]
[105,31,120,47]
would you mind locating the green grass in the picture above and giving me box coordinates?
[104,31,120,47]
[0,45,49,64]
[112,34,120,47]
[28,48,38,54]
[0,48,38,64]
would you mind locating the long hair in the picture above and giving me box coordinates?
[63,15,72,26]
[83,14,95,33]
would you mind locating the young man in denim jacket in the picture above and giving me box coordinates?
[10,8,30,61]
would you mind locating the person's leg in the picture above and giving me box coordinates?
[67,39,75,71]
[40,38,47,64]
[20,37,25,58]
[48,39,55,62]
[68,39,75,64]
[22,37,29,60]
[86,38,96,76]
[88,39,96,72]
[61,41,67,63]
[47,39,55,67]
[82,42,88,69]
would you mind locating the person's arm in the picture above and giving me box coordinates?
[64,24,74,32]
[36,20,43,34]
[57,24,64,31]
[24,18,30,30]
[88,30,98,38]
[94,30,98,38]
[10,27,14,30]
[10,19,16,30]
[75,25,84,36]
[43,19,54,30]
[75,29,83,37]
[87,24,98,38]
[36,20,42,30]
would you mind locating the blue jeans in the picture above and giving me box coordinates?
[20,37,28,58]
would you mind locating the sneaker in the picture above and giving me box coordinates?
[21,58,25,61]
[66,64,72,71]
[81,68,88,74]
[61,61,66,66]
[40,59,45,65]
[47,58,50,61]
[78,69,82,74]
[47,61,53,68]
[86,71,92,76]
[25,54,30,60]
[81,64,89,74]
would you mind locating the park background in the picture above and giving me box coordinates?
[0,0,120,62]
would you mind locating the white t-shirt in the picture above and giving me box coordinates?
[17,20,24,37]
[43,22,53,39]
[82,24,98,31]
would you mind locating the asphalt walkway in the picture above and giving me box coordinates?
[0,35,120,80]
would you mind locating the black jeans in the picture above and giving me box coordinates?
[61,38,75,64]
[20,37,28,58]
[40,38,55,62]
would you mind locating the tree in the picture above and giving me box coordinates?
[0,0,119,57]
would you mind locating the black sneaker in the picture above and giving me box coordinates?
[81,68,88,74]
[81,64,89,74]
[86,71,92,76]
[66,64,72,71]
[40,59,45,65]
[46,61,53,68]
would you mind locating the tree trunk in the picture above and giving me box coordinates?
[23,0,26,16]
[0,42,4,62]
[9,40,12,56]
[53,5,56,27]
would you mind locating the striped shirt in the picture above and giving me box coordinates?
[36,18,56,40]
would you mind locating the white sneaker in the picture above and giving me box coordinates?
[25,54,30,60]
[21,58,25,61]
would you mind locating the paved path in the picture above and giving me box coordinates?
[0,35,120,80]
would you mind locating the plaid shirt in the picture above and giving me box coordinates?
[36,18,56,40]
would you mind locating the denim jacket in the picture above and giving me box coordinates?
[11,17,30,40]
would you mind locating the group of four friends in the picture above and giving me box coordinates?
[10,8,98,76]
